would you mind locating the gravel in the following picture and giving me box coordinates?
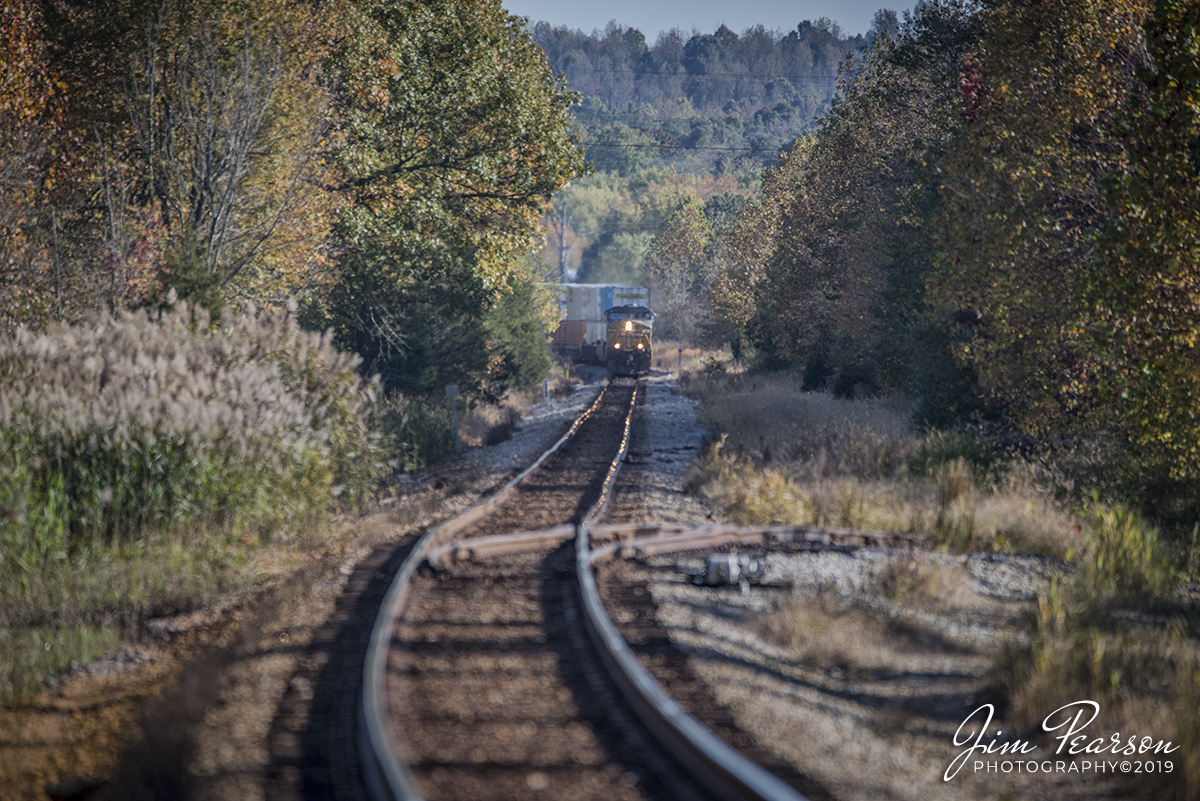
[595,371,1131,801]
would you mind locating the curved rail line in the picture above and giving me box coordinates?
[358,380,813,801]
[359,384,618,801]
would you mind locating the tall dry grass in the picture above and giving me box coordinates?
[684,368,1200,798]
[651,339,734,375]
[995,501,1200,799]
[681,371,1080,555]
[0,303,381,703]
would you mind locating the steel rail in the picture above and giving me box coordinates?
[575,531,809,801]
[587,522,932,562]
[428,521,929,571]
[361,379,820,801]
[572,428,812,801]
[358,383,612,801]
[568,385,809,800]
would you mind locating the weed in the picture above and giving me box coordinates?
[1082,496,1174,601]
[680,374,1079,553]
[680,367,1200,796]
[752,594,889,672]
[995,502,1199,797]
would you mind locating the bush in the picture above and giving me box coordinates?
[909,430,1001,482]
[681,372,1082,554]
[0,303,380,546]
[0,304,381,701]
[373,393,457,474]
[483,278,553,396]
[1081,496,1173,602]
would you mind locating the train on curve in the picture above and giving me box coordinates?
[550,284,654,377]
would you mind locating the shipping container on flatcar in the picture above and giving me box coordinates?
[550,284,649,364]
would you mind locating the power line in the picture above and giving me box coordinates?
[583,142,785,152]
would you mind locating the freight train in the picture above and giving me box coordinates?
[549,284,654,376]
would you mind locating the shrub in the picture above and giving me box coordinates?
[483,278,553,395]
[1080,496,1174,603]
[373,393,457,474]
[0,303,379,546]
[0,303,381,700]
[910,430,1002,482]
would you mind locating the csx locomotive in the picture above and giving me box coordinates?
[549,284,654,376]
[604,304,654,376]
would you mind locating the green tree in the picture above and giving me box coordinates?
[586,122,658,176]
[324,0,583,395]
[643,195,712,341]
[484,271,554,395]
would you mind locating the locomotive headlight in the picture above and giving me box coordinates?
[614,343,620,349]
[637,343,644,349]
[625,321,632,331]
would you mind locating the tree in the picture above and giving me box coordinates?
[0,0,72,330]
[1090,0,1200,474]
[586,122,658,176]
[325,0,583,394]
[41,0,339,315]
[643,195,712,341]
[715,1,978,379]
[927,0,1152,435]
[484,267,556,396]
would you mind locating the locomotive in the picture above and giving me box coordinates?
[603,304,654,376]
[549,284,654,376]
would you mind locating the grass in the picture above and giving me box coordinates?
[375,374,581,476]
[0,624,121,704]
[681,370,1081,556]
[651,339,734,375]
[0,304,379,706]
[0,305,578,706]
[751,558,999,677]
[680,364,1200,798]
[753,593,898,675]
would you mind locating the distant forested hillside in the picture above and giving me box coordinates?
[528,13,900,288]
[532,15,900,176]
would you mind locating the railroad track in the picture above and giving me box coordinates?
[358,379,816,801]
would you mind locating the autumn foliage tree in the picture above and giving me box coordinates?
[1090,0,1200,475]
[322,0,583,394]
[0,0,71,329]
[643,195,713,340]
[715,0,977,387]
[51,0,339,314]
[726,0,1200,480]
[927,0,1152,435]
[0,0,582,405]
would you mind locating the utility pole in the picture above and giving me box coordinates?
[557,200,569,280]
[554,198,571,281]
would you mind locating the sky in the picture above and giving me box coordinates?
[500,0,912,40]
